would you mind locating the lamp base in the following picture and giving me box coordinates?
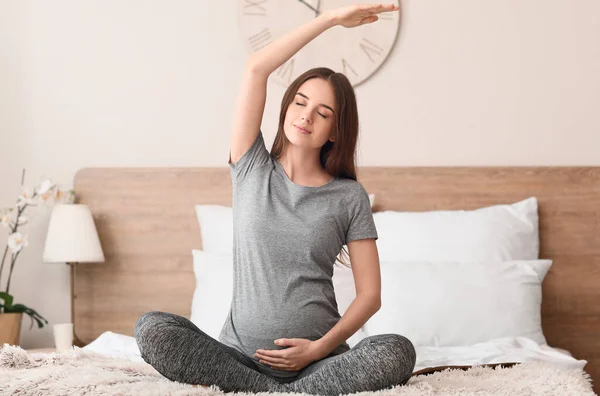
[67,261,87,348]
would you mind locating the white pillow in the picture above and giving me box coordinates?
[362,259,552,347]
[197,197,538,263]
[190,249,233,339]
[373,197,539,262]
[195,205,233,254]
[190,249,367,347]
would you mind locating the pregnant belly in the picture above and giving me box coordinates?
[219,310,350,379]
[232,302,340,341]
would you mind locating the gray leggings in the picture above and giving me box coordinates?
[134,311,416,396]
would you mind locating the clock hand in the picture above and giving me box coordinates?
[297,0,319,16]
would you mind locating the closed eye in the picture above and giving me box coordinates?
[295,103,327,118]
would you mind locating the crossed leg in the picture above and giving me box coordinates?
[134,311,416,396]
[281,333,416,396]
[134,311,288,393]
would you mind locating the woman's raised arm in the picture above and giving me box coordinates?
[229,3,399,164]
[229,13,336,165]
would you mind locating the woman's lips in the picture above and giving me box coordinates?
[294,125,311,134]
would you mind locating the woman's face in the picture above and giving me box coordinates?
[284,78,337,149]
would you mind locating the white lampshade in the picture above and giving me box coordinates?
[43,204,105,263]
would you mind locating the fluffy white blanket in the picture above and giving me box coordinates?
[0,345,594,396]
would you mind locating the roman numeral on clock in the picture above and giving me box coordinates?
[275,58,295,85]
[341,58,358,77]
[243,0,268,16]
[359,38,384,63]
[248,28,273,52]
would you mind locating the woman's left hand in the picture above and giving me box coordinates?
[254,338,324,371]
[325,3,400,28]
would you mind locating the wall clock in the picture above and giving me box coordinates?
[238,0,401,88]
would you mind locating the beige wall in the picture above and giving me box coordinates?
[1,0,599,348]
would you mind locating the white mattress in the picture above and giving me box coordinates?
[81,331,587,373]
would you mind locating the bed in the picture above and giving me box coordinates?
[2,166,598,395]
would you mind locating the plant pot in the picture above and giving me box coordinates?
[0,312,23,346]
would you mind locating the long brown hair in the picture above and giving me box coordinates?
[270,67,360,268]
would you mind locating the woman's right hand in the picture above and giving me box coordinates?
[326,3,400,28]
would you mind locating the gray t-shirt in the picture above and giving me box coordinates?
[218,130,378,379]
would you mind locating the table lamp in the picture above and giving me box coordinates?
[42,204,105,347]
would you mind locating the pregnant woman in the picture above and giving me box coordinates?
[134,3,416,395]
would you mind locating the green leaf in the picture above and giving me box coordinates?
[15,305,47,322]
[0,292,14,309]
[29,315,42,330]
[12,304,48,321]
[25,314,34,330]
[3,303,49,330]
[5,304,26,313]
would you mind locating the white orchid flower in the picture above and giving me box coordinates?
[16,188,36,209]
[39,185,59,204]
[7,232,29,253]
[1,214,11,228]
[38,179,54,195]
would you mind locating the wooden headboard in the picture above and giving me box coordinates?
[73,166,600,385]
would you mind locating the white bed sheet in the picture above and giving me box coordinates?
[81,331,587,373]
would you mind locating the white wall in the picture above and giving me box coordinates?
[1,0,599,348]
